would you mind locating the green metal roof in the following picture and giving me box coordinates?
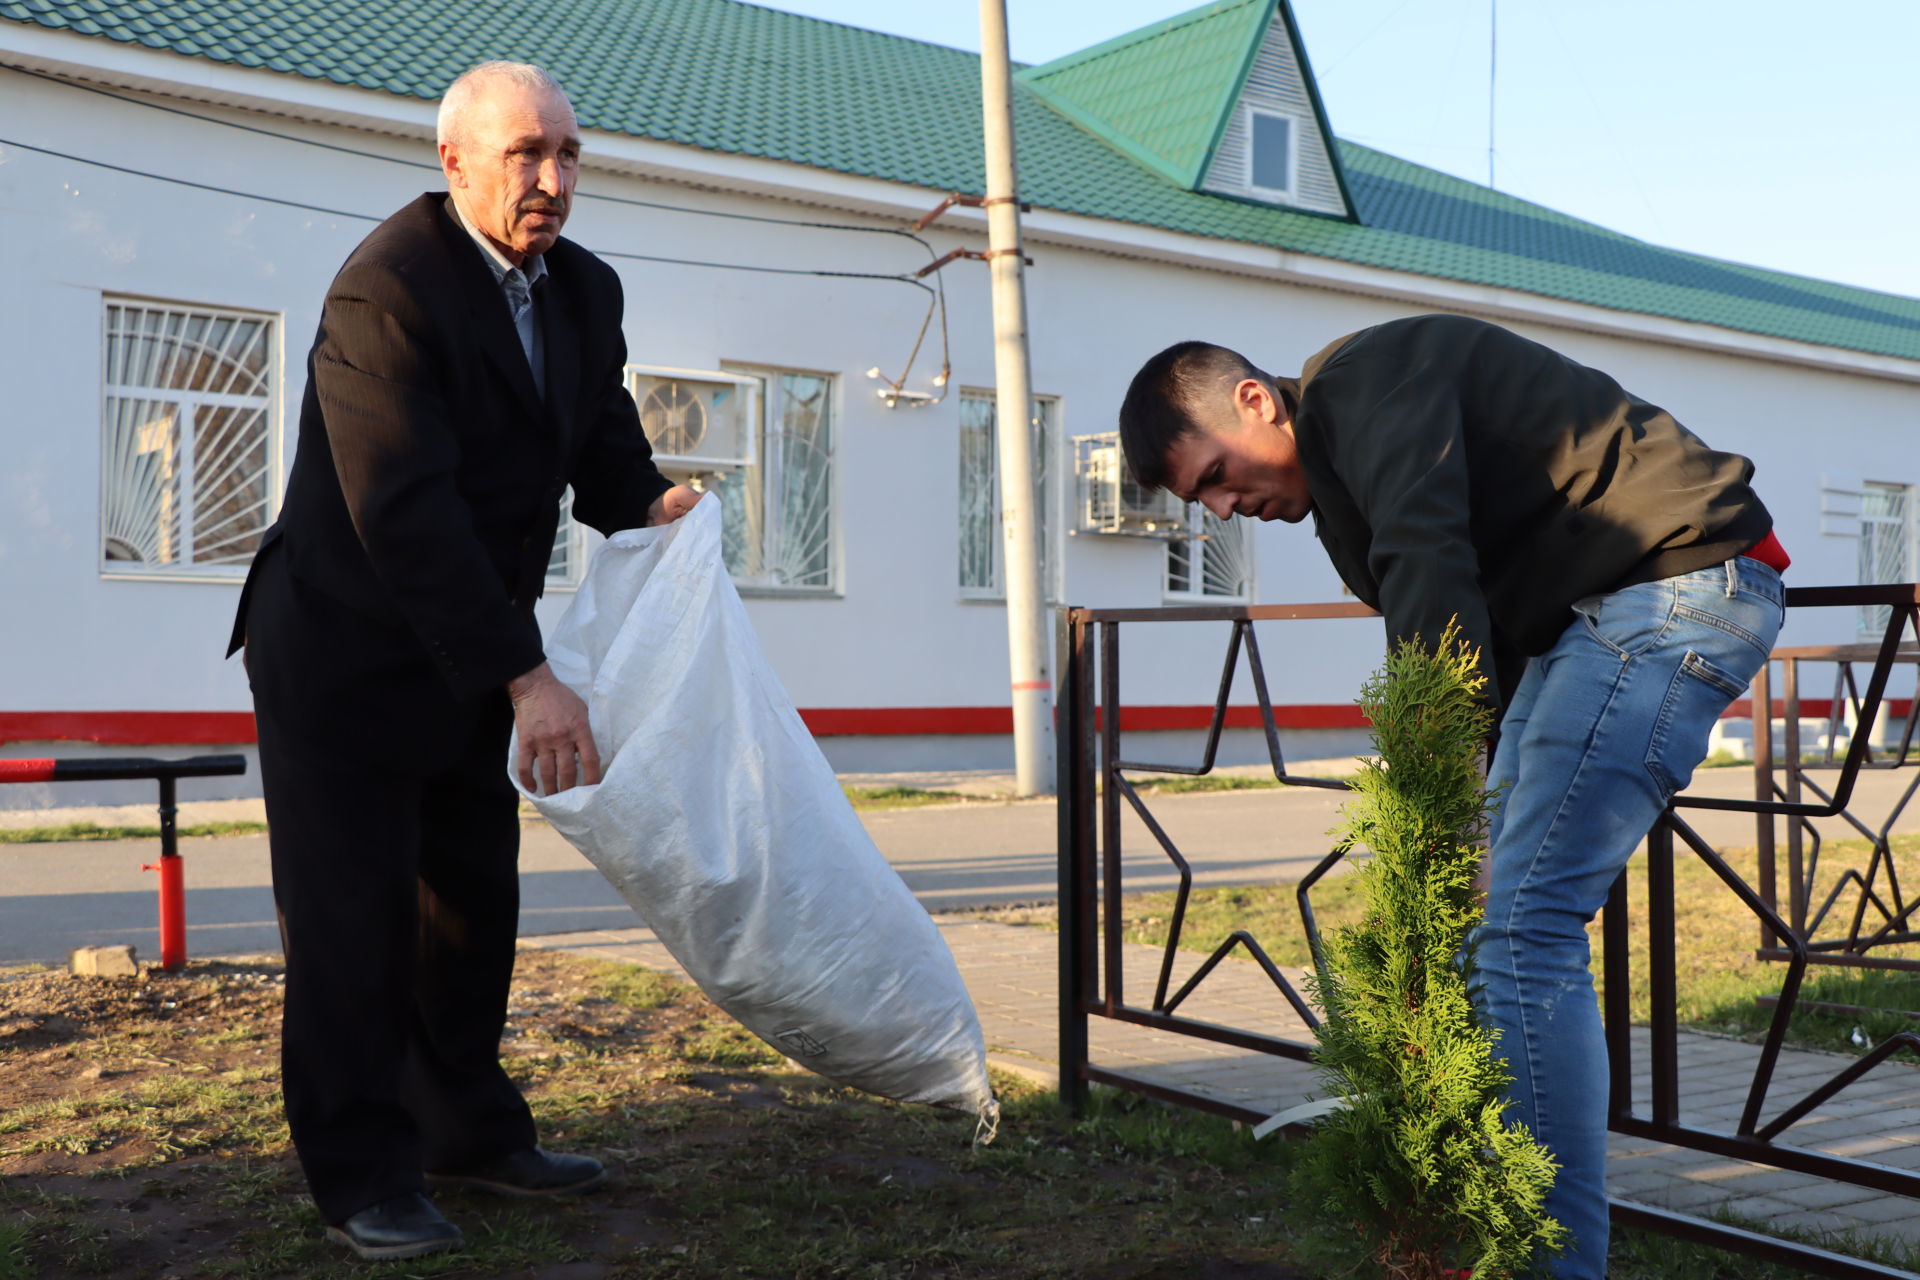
[1015,0,1268,190]
[6,0,1920,363]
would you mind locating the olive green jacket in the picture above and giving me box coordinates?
[1280,313,1772,713]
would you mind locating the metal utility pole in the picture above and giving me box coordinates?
[978,0,1054,797]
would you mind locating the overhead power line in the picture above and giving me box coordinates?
[1,59,962,392]
[0,133,939,291]
[0,63,934,244]
[2,62,955,394]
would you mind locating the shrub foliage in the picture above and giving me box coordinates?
[1290,624,1565,1279]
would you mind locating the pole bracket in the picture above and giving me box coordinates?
[912,246,1033,278]
[911,191,1032,231]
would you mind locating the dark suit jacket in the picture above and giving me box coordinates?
[231,192,671,770]
[1280,314,1772,714]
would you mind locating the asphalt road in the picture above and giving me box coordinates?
[2,766,1914,966]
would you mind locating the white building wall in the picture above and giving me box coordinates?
[2,62,1916,800]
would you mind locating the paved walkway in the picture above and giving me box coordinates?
[528,917,1920,1249]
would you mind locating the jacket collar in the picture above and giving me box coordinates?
[431,194,549,429]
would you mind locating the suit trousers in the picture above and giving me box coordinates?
[248,563,536,1225]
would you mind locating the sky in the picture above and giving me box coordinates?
[742,0,1920,301]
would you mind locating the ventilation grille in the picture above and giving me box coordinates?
[626,366,759,469]
[1073,433,1188,539]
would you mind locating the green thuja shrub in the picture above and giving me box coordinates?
[1289,624,1565,1279]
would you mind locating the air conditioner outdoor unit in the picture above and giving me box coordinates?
[1073,432,1191,539]
[625,366,760,470]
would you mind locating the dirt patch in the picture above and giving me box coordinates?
[1,948,1316,1279]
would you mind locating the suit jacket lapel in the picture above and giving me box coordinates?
[539,271,581,452]
[436,200,545,423]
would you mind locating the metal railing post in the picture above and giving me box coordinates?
[1056,607,1092,1114]
[1646,813,1681,1127]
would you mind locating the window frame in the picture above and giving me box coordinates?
[98,296,283,584]
[718,363,842,597]
[956,389,1063,604]
[1858,479,1918,635]
[1163,504,1255,605]
[1243,107,1298,202]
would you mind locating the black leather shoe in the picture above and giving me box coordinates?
[324,1192,461,1261]
[426,1145,607,1197]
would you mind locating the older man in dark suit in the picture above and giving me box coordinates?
[230,61,698,1261]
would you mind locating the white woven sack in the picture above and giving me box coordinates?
[513,499,995,1125]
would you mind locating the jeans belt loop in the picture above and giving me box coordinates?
[1724,556,1738,598]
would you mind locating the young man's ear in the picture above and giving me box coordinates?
[1231,378,1275,427]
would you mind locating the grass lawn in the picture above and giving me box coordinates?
[3,950,1321,1279]
[3,948,1882,1278]
[840,785,989,811]
[0,821,268,844]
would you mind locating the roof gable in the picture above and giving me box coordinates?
[1014,0,1267,190]
[1017,1,1350,219]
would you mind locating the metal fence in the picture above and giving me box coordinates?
[1056,584,1920,1279]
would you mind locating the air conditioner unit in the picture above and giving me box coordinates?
[1073,432,1190,539]
[625,366,760,470]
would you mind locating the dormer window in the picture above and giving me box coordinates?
[1246,108,1295,199]
[1020,0,1353,220]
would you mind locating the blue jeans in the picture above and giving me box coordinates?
[1476,558,1784,1279]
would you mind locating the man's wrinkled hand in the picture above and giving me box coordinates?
[647,484,703,526]
[507,661,601,795]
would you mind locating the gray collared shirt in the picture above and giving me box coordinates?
[453,199,547,400]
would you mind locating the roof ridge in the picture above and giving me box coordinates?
[1015,0,1262,84]
[714,0,994,62]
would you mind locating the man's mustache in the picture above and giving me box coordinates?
[519,199,567,215]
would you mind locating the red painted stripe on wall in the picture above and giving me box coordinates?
[1723,699,1914,721]
[0,712,261,746]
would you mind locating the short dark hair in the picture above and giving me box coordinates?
[1118,341,1267,491]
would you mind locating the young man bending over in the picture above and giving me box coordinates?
[1119,313,1787,1280]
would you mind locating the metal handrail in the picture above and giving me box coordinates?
[0,754,249,970]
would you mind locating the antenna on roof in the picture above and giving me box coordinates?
[1487,0,1497,189]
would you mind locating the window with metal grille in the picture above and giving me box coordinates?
[546,487,580,587]
[1166,506,1253,602]
[101,301,277,577]
[715,368,836,593]
[958,391,1057,599]
[1859,481,1916,635]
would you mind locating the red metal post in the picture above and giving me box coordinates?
[140,775,186,971]
[142,853,186,971]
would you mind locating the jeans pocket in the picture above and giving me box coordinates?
[1574,581,1672,659]
[1645,649,1750,797]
